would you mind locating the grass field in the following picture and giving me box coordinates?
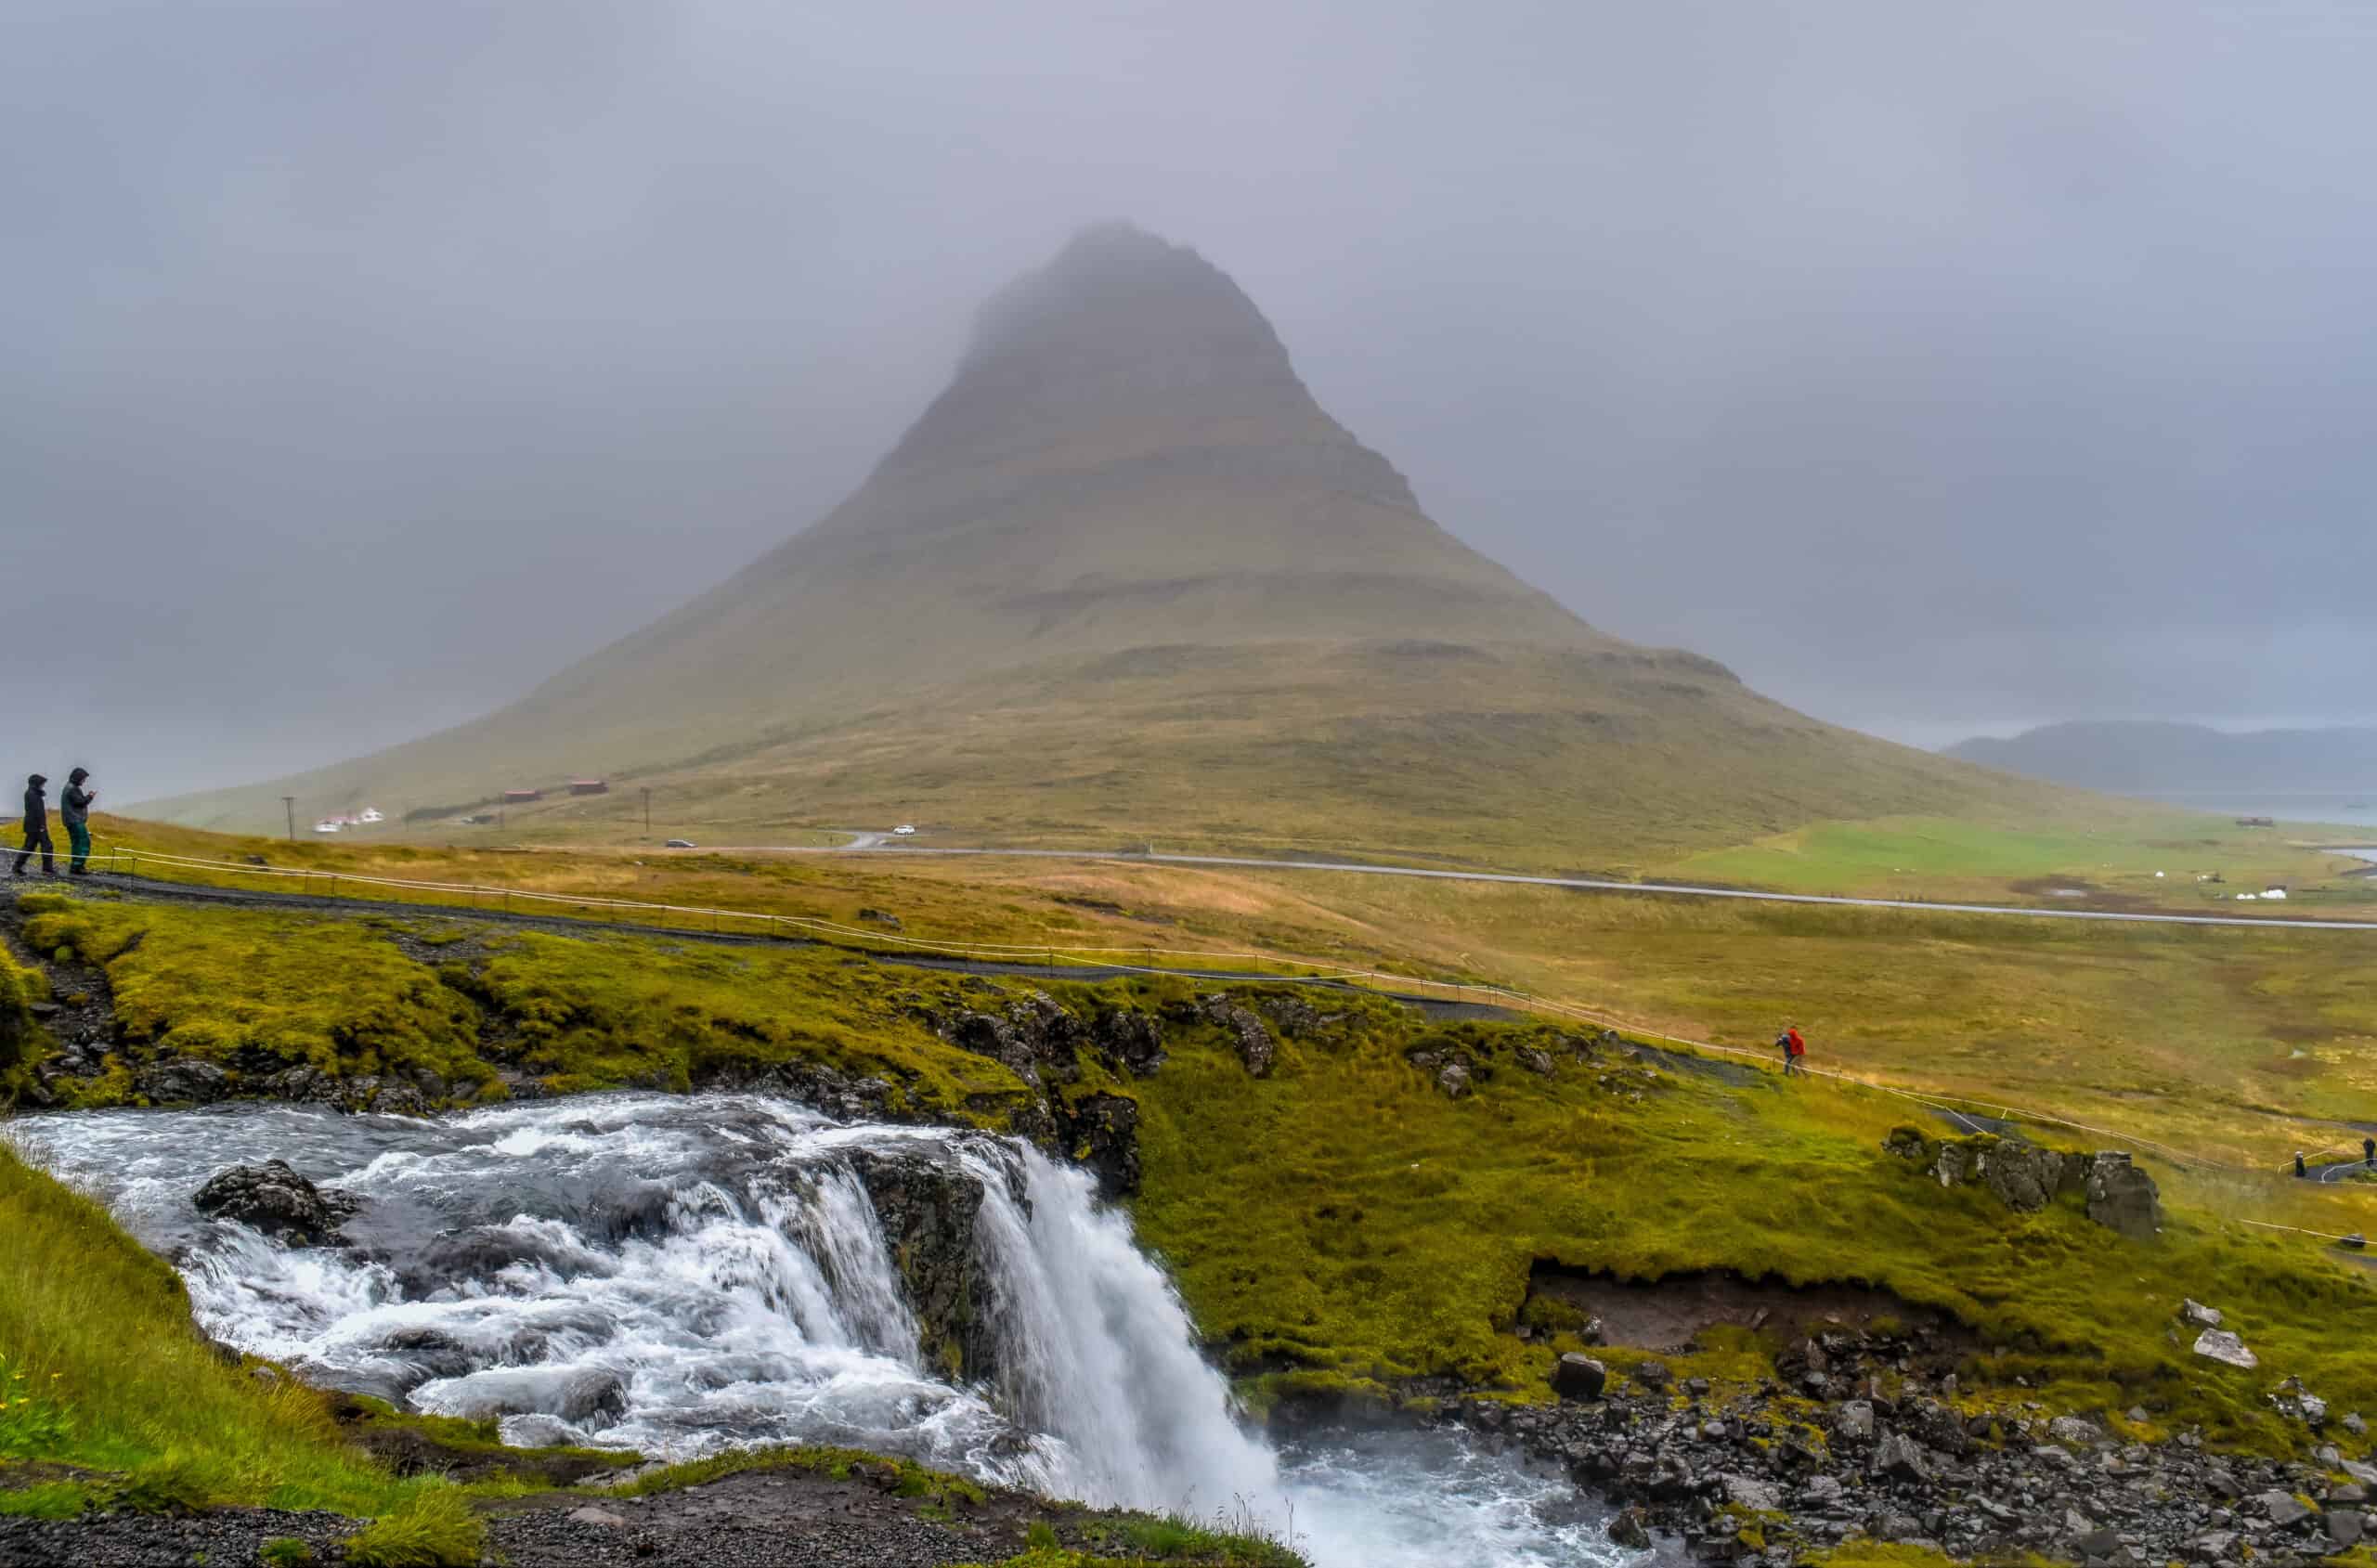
[42,811,2377,1173]
[12,895,2377,1468]
[1664,813,2377,914]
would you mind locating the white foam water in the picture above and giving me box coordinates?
[6,1094,1626,1567]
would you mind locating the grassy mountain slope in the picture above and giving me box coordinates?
[146,224,2073,862]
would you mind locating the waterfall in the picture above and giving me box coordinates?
[7,1094,1620,1566]
[955,1140,1280,1510]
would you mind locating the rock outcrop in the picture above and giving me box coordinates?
[1055,1091,1141,1197]
[192,1159,358,1246]
[1188,994,1275,1077]
[1089,1004,1166,1077]
[844,1147,999,1382]
[943,991,1089,1088]
[2083,1150,2163,1239]
[136,1057,231,1106]
[1884,1128,2162,1238]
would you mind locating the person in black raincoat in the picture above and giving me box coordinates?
[12,773,54,876]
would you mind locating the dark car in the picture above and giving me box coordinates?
[664,838,696,849]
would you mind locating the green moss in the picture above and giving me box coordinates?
[452,928,1032,1116]
[19,901,490,1097]
[15,899,1030,1120]
[604,1443,987,1508]
[1120,999,2377,1451]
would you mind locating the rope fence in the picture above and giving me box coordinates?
[32,839,2366,1200]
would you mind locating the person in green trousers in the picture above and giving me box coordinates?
[59,767,96,875]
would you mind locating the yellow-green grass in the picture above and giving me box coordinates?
[1120,1004,2377,1454]
[11,893,1033,1117]
[38,812,2377,1170]
[602,1444,985,1505]
[959,862,2377,1172]
[0,1139,477,1534]
[1665,813,2377,913]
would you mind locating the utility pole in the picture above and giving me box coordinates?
[281,797,296,842]
[643,787,651,836]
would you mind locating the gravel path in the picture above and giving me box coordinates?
[0,1508,356,1568]
[485,1470,1004,1567]
[0,1468,1181,1568]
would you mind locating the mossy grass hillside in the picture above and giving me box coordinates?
[7,892,1031,1117]
[13,885,2377,1461]
[1053,863,2377,1168]
[1116,1001,2377,1454]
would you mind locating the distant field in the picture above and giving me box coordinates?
[1661,813,2377,913]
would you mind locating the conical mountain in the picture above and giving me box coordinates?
[149,225,2056,867]
[526,220,1598,719]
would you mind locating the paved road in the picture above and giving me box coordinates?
[670,839,2377,934]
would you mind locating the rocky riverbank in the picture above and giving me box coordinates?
[1422,1307,2373,1566]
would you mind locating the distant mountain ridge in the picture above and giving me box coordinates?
[1945,720,2377,794]
[143,223,2067,866]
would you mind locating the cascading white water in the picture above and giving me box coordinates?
[6,1095,1622,1567]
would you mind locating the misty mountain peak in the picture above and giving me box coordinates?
[878,223,1318,477]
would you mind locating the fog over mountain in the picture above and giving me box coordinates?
[9,1,2377,800]
[149,224,2057,866]
[1946,721,2377,795]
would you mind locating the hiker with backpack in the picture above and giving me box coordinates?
[1776,1024,1808,1078]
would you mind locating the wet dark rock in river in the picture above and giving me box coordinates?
[844,1146,1003,1383]
[192,1159,357,1245]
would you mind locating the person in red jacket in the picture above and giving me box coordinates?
[1779,1025,1808,1078]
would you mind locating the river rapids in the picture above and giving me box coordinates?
[6,1093,1627,1567]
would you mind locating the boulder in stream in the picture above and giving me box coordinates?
[192,1159,357,1246]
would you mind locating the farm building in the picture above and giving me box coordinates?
[502,788,543,804]
[569,779,609,797]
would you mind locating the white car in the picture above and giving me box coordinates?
[313,821,342,835]
[892,824,917,836]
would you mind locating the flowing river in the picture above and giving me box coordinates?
[5,1094,1625,1568]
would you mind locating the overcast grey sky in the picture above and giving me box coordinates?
[9,0,2375,800]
